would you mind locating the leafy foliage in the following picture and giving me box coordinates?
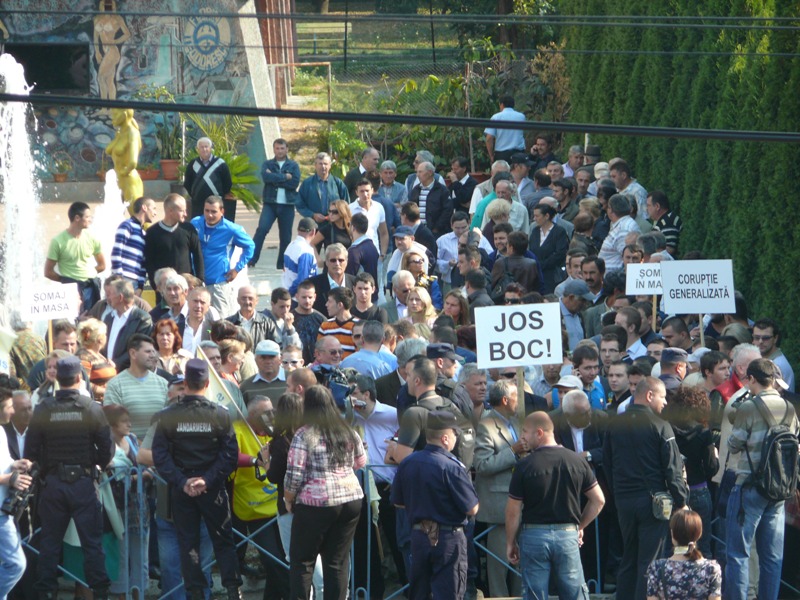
[561,0,800,361]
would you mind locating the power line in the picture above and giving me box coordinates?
[1,8,799,31]
[1,92,798,144]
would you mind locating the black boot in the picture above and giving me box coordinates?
[93,588,110,600]
[226,586,242,600]
[189,590,205,600]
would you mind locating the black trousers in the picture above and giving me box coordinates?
[290,500,362,600]
[376,482,406,584]
[172,482,242,591]
[241,517,290,600]
[352,497,384,599]
[409,528,468,600]
[36,475,110,594]
[494,148,526,163]
[615,496,669,600]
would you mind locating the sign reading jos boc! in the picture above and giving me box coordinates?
[475,303,563,369]
[20,283,80,321]
[626,263,662,295]
[660,259,735,315]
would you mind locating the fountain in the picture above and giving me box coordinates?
[0,53,43,311]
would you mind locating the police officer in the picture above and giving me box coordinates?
[391,410,479,600]
[152,359,242,600]
[25,356,113,600]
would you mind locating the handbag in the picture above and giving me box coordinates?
[631,425,675,521]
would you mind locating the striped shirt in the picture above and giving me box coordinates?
[111,217,147,289]
[729,390,800,485]
[416,184,432,225]
[104,369,168,439]
[317,317,359,358]
[652,211,682,252]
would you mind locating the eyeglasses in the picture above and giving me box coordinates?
[328,258,346,263]
[408,259,425,265]
[328,209,339,215]
[325,349,342,355]
[352,334,362,339]
[281,359,301,366]
[752,335,774,341]
[504,298,521,305]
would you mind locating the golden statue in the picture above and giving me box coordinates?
[106,107,143,212]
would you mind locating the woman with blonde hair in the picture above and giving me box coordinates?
[403,287,438,328]
[31,350,72,407]
[311,199,353,258]
[76,318,116,402]
[401,250,442,309]
[482,197,511,243]
[218,339,246,385]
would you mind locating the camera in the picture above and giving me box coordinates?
[311,364,355,410]
[2,463,39,521]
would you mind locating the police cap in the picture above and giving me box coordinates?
[427,410,460,433]
[427,343,459,362]
[184,359,209,387]
[56,356,82,380]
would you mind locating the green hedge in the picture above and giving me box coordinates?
[560,0,800,363]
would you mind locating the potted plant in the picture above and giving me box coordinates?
[52,157,72,183]
[96,152,107,182]
[134,84,184,180]
[139,163,160,180]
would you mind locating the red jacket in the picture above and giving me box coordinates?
[715,372,744,404]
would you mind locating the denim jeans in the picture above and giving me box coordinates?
[156,517,213,600]
[724,484,785,600]
[0,514,26,599]
[519,525,589,600]
[689,486,714,557]
[251,203,296,267]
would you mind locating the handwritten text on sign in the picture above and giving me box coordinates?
[626,263,662,295]
[21,283,80,321]
[475,303,563,369]
[660,260,735,314]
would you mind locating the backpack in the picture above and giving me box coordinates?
[417,395,476,470]
[490,258,516,304]
[745,395,800,501]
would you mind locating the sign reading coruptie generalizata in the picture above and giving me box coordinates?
[20,283,80,321]
[626,263,663,295]
[660,260,736,314]
[475,303,563,369]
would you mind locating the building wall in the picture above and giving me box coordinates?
[0,0,280,180]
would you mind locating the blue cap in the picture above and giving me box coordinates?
[56,356,82,380]
[393,225,414,238]
[184,359,209,386]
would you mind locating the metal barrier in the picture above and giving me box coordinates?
[21,463,800,599]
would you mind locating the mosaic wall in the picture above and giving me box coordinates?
[1,0,266,180]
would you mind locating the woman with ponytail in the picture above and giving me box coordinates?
[646,509,721,599]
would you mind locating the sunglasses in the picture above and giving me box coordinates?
[281,359,301,366]
[500,372,516,379]
[328,258,346,263]
[504,298,521,304]
[326,349,342,355]
[408,258,425,265]
[328,209,339,215]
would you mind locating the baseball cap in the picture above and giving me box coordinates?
[562,279,595,302]
[297,217,316,233]
[393,225,414,238]
[509,152,534,167]
[255,340,281,356]
[427,343,459,362]
[555,375,582,390]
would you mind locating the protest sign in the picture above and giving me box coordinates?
[626,263,663,295]
[661,260,735,314]
[20,283,80,321]
[475,303,563,369]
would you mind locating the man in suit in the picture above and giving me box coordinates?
[305,243,356,315]
[474,379,527,598]
[3,390,31,461]
[150,272,189,334]
[380,270,416,324]
[103,278,153,371]
[344,147,381,199]
[375,338,428,411]
[447,157,478,214]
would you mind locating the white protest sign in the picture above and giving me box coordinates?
[20,283,80,321]
[475,303,563,369]
[660,260,735,314]
[626,263,663,295]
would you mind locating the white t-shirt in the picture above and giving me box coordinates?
[349,201,386,250]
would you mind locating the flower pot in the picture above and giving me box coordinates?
[53,173,68,183]
[96,171,106,182]
[139,168,160,181]
[160,159,180,181]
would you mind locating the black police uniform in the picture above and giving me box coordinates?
[151,393,241,598]
[391,429,479,600]
[25,388,113,598]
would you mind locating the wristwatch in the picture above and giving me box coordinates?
[251,456,258,466]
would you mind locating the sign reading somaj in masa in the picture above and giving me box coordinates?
[20,283,80,321]
[475,303,563,369]
[626,263,662,295]
[660,259,735,314]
